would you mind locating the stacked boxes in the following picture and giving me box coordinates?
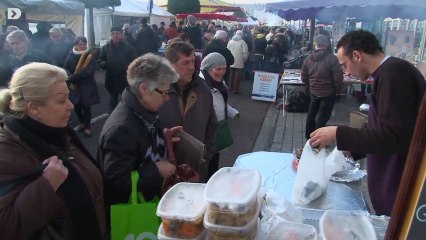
[156,183,207,240]
[203,167,262,240]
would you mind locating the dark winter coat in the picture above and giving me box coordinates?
[99,40,137,95]
[182,25,203,50]
[253,34,267,55]
[45,40,73,67]
[63,49,100,106]
[135,24,161,55]
[0,123,107,239]
[202,39,235,67]
[0,49,12,87]
[123,32,136,48]
[301,49,343,97]
[9,49,52,71]
[263,44,285,73]
[97,88,164,205]
[336,57,426,216]
[159,77,218,182]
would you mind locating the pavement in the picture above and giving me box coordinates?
[253,88,361,153]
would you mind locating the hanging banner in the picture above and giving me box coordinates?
[251,71,279,102]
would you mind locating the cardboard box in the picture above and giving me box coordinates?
[349,111,368,129]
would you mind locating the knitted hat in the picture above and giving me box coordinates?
[314,34,330,48]
[200,53,226,71]
[110,26,122,33]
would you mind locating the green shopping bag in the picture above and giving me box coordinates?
[111,171,161,240]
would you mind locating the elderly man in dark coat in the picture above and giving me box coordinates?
[99,26,138,111]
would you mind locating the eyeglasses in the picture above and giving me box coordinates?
[154,88,169,97]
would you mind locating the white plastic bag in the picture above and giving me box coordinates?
[261,189,302,223]
[292,141,328,205]
[292,142,348,205]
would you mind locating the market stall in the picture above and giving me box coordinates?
[0,0,84,35]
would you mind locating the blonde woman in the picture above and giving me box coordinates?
[0,63,106,239]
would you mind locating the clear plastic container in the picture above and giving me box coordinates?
[320,210,377,240]
[266,220,317,240]
[206,197,259,227]
[204,197,260,235]
[204,167,261,218]
[158,223,206,240]
[207,218,259,240]
[157,183,206,239]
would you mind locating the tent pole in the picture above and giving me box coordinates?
[309,16,315,50]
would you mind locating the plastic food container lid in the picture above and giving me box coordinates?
[157,183,206,221]
[203,197,261,233]
[266,220,317,240]
[157,223,206,240]
[204,167,261,205]
[320,210,377,240]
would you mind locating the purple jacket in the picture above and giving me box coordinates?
[336,57,425,215]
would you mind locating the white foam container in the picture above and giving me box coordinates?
[157,183,207,239]
[204,167,261,215]
[319,210,377,240]
[266,220,317,240]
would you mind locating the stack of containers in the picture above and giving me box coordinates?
[157,182,207,240]
[203,167,262,240]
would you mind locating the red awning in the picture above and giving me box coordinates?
[176,13,247,22]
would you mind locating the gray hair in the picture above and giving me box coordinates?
[6,25,19,34]
[49,27,62,35]
[214,30,227,40]
[6,30,29,43]
[0,63,67,117]
[127,53,179,97]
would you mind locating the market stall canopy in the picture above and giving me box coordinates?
[176,13,247,22]
[112,0,174,17]
[253,10,284,26]
[241,16,259,26]
[265,0,426,21]
[0,0,85,15]
[157,0,238,13]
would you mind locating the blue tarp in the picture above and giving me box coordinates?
[265,0,426,21]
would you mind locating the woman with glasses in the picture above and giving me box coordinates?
[98,54,182,229]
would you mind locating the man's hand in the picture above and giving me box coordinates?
[309,126,338,149]
[156,160,176,178]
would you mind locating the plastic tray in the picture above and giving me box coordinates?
[320,210,377,240]
[204,167,261,215]
[157,183,207,239]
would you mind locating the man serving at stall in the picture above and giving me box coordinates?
[309,30,426,216]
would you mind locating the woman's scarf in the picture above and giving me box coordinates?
[1,115,102,240]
